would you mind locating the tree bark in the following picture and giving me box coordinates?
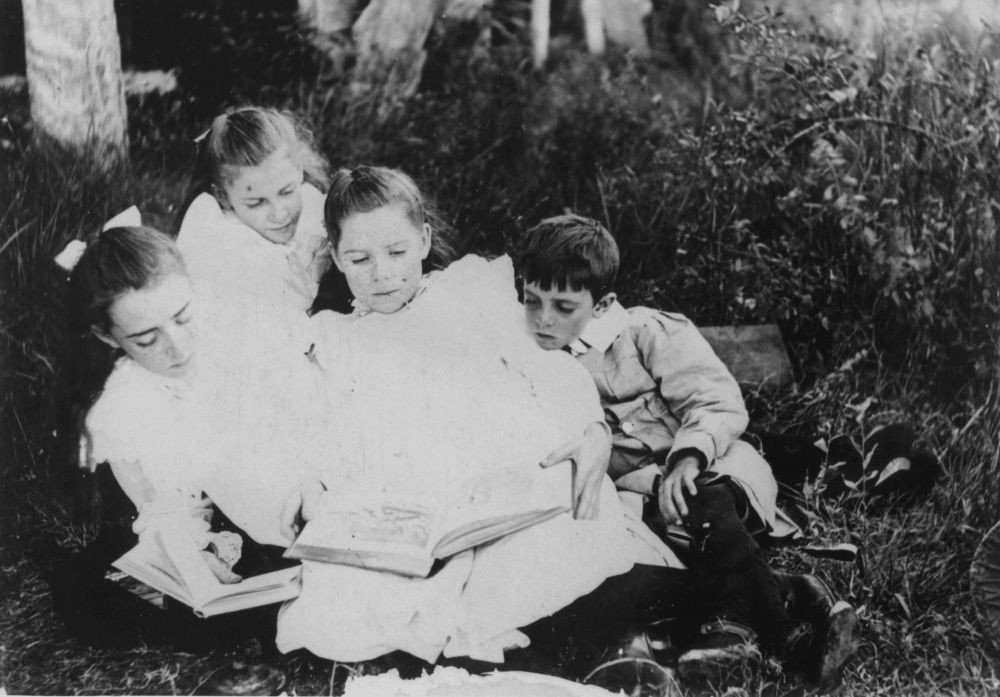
[602,0,649,56]
[299,0,354,36]
[531,0,550,69]
[22,0,127,168]
[350,0,441,120]
[580,0,606,55]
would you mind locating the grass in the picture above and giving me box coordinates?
[2,4,1000,694]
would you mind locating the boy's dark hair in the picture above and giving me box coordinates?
[520,214,619,300]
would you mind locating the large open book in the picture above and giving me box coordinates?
[285,461,573,577]
[113,526,301,617]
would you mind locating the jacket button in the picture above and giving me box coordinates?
[621,421,635,434]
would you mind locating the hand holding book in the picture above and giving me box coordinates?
[539,420,612,520]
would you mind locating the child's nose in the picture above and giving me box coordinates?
[371,257,392,280]
[163,324,195,362]
[271,201,292,223]
[537,307,555,327]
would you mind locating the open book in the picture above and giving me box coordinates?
[285,460,573,577]
[113,526,302,617]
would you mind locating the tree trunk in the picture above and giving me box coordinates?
[442,0,490,21]
[299,0,354,36]
[602,0,649,56]
[580,0,606,55]
[350,0,441,120]
[22,0,127,168]
[531,0,550,69]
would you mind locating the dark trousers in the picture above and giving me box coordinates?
[646,474,797,652]
[51,520,284,652]
[457,565,697,678]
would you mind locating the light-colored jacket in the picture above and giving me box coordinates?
[568,302,748,480]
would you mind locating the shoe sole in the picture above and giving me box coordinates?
[816,601,858,687]
[677,644,762,686]
[583,656,679,696]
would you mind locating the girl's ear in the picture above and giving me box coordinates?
[330,246,345,273]
[592,292,617,317]
[91,325,120,349]
[419,222,432,260]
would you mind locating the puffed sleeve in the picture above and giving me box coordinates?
[531,350,607,441]
[85,361,148,475]
[85,362,211,543]
[635,312,748,469]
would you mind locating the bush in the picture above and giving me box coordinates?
[308,9,998,396]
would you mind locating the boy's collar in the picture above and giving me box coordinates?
[566,300,629,355]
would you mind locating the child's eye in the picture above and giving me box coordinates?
[389,250,406,257]
[349,257,369,265]
[245,200,264,209]
[136,336,158,349]
[557,305,577,315]
[524,297,540,307]
[176,313,192,326]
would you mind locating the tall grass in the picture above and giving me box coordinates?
[1,5,999,693]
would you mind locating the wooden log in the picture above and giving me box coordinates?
[698,324,796,392]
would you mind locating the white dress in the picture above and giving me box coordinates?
[176,184,328,346]
[86,307,325,548]
[276,255,679,663]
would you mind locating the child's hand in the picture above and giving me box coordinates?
[540,422,611,520]
[307,245,333,284]
[200,549,243,584]
[279,478,325,543]
[658,456,702,525]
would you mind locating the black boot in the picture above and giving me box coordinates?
[669,476,807,684]
[776,572,858,687]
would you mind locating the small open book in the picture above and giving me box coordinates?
[285,460,572,577]
[113,526,301,617]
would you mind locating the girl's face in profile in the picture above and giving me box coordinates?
[333,202,431,314]
[96,273,198,378]
[223,148,304,245]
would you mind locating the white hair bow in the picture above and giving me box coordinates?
[53,206,142,272]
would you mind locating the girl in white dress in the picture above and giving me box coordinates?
[59,218,320,585]
[276,167,680,665]
[177,107,331,335]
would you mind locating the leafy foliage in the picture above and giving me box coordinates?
[1,4,999,694]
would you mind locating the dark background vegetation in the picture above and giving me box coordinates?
[1,0,999,693]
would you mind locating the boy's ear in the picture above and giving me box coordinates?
[592,292,616,317]
[91,325,119,349]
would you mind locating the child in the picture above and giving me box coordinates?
[176,107,332,330]
[517,214,857,686]
[52,217,321,658]
[276,167,686,670]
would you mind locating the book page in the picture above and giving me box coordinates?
[155,527,303,611]
[289,502,438,561]
[439,458,573,546]
[112,540,192,606]
[153,527,229,609]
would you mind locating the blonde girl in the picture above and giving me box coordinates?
[177,107,332,323]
